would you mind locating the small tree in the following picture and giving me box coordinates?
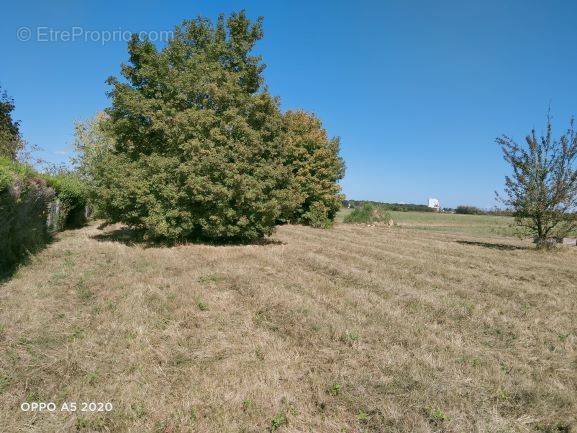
[0,87,23,161]
[497,116,577,247]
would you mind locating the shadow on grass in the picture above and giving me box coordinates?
[456,240,527,251]
[1,223,100,283]
[0,257,33,284]
[92,226,285,248]
[0,237,53,284]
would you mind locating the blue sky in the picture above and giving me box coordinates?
[2,0,577,208]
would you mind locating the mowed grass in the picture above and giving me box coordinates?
[390,211,516,237]
[338,208,515,237]
[1,216,576,432]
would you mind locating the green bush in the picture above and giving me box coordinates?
[343,204,392,224]
[300,201,333,229]
[0,157,35,187]
[44,173,89,229]
[0,158,54,274]
[455,205,483,215]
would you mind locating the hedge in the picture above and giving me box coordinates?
[343,200,435,213]
[0,159,90,275]
[0,158,54,274]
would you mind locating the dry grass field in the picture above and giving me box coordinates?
[1,214,576,432]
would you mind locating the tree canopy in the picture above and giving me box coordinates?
[282,110,344,227]
[0,87,22,161]
[85,12,346,242]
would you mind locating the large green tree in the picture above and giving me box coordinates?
[282,110,345,227]
[0,87,22,160]
[100,12,298,241]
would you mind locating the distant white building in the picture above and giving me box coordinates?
[428,198,440,211]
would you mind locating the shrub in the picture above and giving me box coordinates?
[0,157,54,274]
[44,173,89,229]
[343,204,392,224]
[94,12,297,242]
[455,205,484,215]
[0,156,35,187]
[300,201,333,229]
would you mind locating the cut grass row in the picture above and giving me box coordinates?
[0,220,575,432]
